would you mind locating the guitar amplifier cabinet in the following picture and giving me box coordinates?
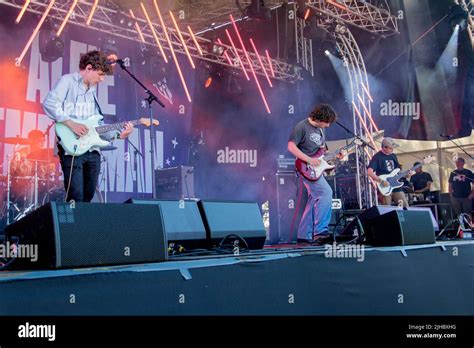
[273,172,307,244]
[155,166,195,199]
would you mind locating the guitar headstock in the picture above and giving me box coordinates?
[137,118,160,127]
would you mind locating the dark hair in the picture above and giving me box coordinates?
[414,161,421,166]
[79,50,113,75]
[457,157,465,163]
[309,104,337,123]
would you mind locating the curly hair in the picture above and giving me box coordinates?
[79,50,113,75]
[309,103,337,123]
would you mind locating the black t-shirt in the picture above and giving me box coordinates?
[368,151,400,175]
[449,169,474,198]
[410,172,433,191]
[368,151,402,192]
[289,118,325,156]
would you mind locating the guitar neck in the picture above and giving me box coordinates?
[394,163,422,180]
[323,143,354,161]
[95,120,140,134]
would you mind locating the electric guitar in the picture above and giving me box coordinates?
[55,115,159,156]
[295,139,363,181]
[376,156,435,196]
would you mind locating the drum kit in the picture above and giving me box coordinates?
[0,136,63,223]
[1,135,118,224]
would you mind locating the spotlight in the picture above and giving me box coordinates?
[212,43,225,56]
[204,37,226,57]
[335,24,347,34]
[202,62,224,88]
[324,50,330,56]
[39,22,64,62]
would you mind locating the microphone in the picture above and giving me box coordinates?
[107,58,123,65]
[440,133,453,138]
[107,57,130,67]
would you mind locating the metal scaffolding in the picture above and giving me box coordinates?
[306,0,399,37]
[295,13,314,76]
[1,0,302,83]
[460,0,474,47]
[335,27,379,208]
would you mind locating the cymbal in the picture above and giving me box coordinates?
[0,136,32,145]
[27,149,57,162]
[101,146,117,151]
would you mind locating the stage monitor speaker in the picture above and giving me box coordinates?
[339,205,399,236]
[4,202,167,269]
[197,200,266,249]
[125,199,207,249]
[340,205,438,237]
[367,210,435,246]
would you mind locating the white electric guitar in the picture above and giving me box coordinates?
[55,115,159,156]
[376,156,435,196]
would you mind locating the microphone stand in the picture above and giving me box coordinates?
[335,121,375,151]
[126,138,145,197]
[117,60,165,199]
[44,122,55,203]
[442,135,474,160]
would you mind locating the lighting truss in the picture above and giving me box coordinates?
[459,0,474,47]
[1,0,302,83]
[306,0,399,37]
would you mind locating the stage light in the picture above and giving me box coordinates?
[324,50,330,56]
[212,42,225,56]
[86,0,99,25]
[39,22,64,63]
[202,63,223,89]
[335,24,347,34]
[205,76,213,88]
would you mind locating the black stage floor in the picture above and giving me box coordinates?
[1,240,473,316]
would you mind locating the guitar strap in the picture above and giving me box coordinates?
[93,93,104,117]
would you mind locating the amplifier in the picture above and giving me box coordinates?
[155,166,195,199]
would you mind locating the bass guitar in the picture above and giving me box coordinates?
[376,156,435,196]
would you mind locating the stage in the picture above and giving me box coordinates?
[1,240,473,316]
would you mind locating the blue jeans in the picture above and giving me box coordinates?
[297,175,333,240]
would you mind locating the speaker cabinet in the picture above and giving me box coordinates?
[339,205,399,236]
[367,210,435,246]
[197,200,266,249]
[4,202,167,269]
[155,166,195,199]
[125,199,207,249]
[274,173,307,244]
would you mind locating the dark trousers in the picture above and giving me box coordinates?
[451,196,472,217]
[58,145,101,202]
